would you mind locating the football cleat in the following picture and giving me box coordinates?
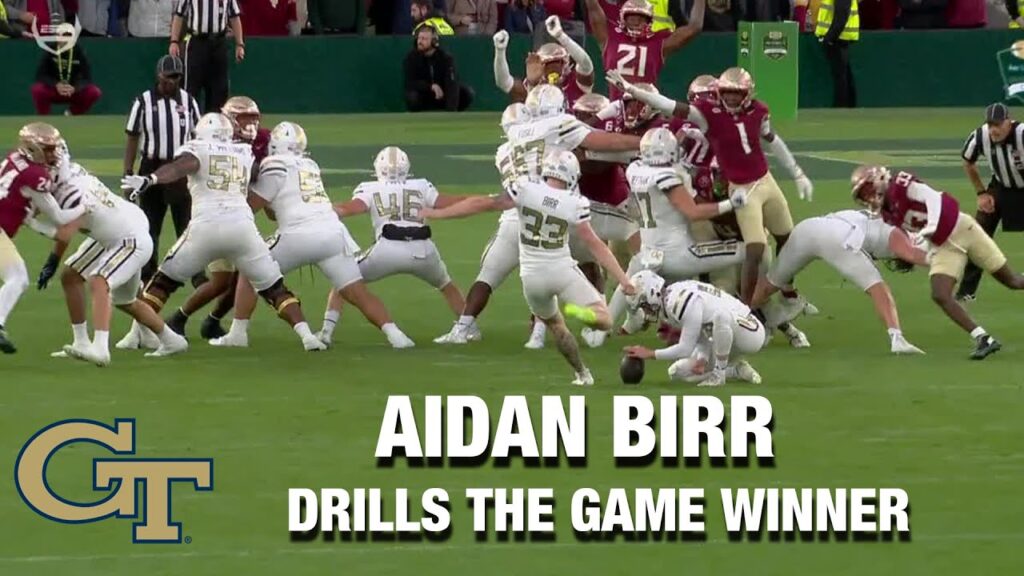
[209,333,248,348]
[139,326,161,350]
[524,321,546,350]
[803,301,821,316]
[785,326,811,348]
[729,360,762,384]
[64,342,109,367]
[571,368,595,387]
[891,334,925,355]
[434,323,469,345]
[115,322,141,350]
[316,328,333,349]
[697,369,727,387]
[955,293,976,303]
[144,335,189,358]
[0,326,16,354]
[388,332,416,349]
[50,349,69,358]
[581,327,608,348]
[200,317,227,340]
[970,335,1001,360]
[302,335,328,352]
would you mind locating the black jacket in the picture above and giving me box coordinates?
[36,46,93,87]
[404,47,457,94]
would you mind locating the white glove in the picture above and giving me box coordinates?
[545,15,564,39]
[729,188,748,209]
[121,174,155,202]
[795,173,813,202]
[605,70,635,94]
[493,30,509,50]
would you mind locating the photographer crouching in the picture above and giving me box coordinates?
[404,24,474,112]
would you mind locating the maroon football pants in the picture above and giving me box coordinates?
[31,83,103,116]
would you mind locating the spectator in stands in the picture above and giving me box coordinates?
[31,22,102,115]
[128,0,173,37]
[505,0,545,33]
[1,2,25,37]
[4,0,66,36]
[404,23,473,112]
[816,0,858,108]
[1009,0,1024,28]
[412,0,454,34]
[544,0,575,19]
[898,0,949,28]
[694,0,742,31]
[945,0,985,27]
[241,0,301,36]
[77,0,125,36]
[859,0,898,29]
[448,0,498,34]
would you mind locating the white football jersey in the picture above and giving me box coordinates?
[253,154,337,233]
[661,280,751,330]
[56,172,148,244]
[626,161,695,249]
[177,139,255,222]
[821,209,896,259]
[508,177,590,275]
[495,141,518,224]
[352,178,440,239]
[504,113,591,181]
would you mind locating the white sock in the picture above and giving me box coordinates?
[382,322,404,338]
[293,321,314,339]
[94,330,109,350]
[158,326,178,344]
[229,318,249,336]
[457,314,475,327]
[72,323,89,346]
[607,287,628,329]
[322,310,340,336]
[532,318,546,332]
[970,327,987,339]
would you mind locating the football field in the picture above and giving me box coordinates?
[1,109,1023,575]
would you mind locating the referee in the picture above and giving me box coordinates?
[124,55,201,282]
[169,0,244,113]
[957,102,1024,301]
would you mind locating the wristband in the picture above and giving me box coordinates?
[716,200,732,214]
[170,40,179,45]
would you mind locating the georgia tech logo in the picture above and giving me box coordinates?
[15,419,213,543]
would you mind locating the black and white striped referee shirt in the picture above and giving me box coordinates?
[126,88,201,162]
[962,122,1024,189]
[174,0,241,35]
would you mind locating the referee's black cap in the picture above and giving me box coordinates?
[157,55,184,77]
[986,102,1010,123]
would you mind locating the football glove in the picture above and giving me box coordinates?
[37,252,59,290]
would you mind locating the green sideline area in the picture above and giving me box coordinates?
[0,29,1020,114]
[1,109,1022,574]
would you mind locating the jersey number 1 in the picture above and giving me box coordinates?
[0,160,15,200]
[734,123,752,155]
[616,45,649,77]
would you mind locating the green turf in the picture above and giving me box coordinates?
[1,109,1023,575]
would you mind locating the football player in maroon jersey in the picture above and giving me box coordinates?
[584,0,706,99]
[0,123,86,353]
[492,16,595,107]
[853,165,1024,359]
[165,96,269,340]
[595,83,687,136]
[608,67,814,307]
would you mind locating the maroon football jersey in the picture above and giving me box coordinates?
[679,121,713,170]
[881,171,960,246]
[603,27,668,100]
[692,164,740,240]
[0,151,50,237]
[525,70,589,108]
[693,98,770,185]
[252,127,272,165]
[579,160,629,206]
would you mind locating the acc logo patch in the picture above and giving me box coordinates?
[15,419,213,543]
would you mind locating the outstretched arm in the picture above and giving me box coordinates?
[27,189,86,226]
[888,229,929,266]
[334,198,369,218]
[608,70,699,122]
[582,0,609,47]
[546,16,594,87]
[423,194,513,220]
[664,0,706,56]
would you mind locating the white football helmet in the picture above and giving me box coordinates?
[626,270,666,315]
[540,150,580,189]
[374,146,411,183]
[269,122,308,156]
[524,84,566,120]
[500,103,527,133]
[640,127,679,166]
[194,113,234,143]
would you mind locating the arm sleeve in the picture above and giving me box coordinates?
[174,0,190,17]
[493,46,514,93]
[906,182,943,233]
[576,196,591,223]
[253,159,287,202]
[686,105,708,131]
[824,0,851,43]
[556,32,593,76]
[764,134,803,177]
[125,98,142,134]
[655,170,685,193]
[421,180,441,208]
[228,0,240,18]
[596,100,622,121]
[961,129,980,163]
[28,190,86,225]
[352,183,373,205]
[654,294,703,360]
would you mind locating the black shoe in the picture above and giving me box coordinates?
[0,326,16,354]
[970,335,1001,360]
[166,310,188,336]
[200,316,227,339]
[955,293,976,303]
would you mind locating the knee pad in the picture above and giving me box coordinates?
[258,278,299,314]
[141,271,183,309]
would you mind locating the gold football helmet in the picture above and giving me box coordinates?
[688,74,717,101]
[717,67,754,112]
[222,96,261,141]
[850,165,891,213]
[622,83,659,129]
[572,93,611,116]
[536,43,570,84]
[18,122,62,165]
[619,0,654,38]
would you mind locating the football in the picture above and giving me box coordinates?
[620,355,645,385]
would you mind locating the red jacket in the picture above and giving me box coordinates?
[240,0,297,37]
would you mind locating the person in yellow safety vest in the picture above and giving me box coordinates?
[1008,0,1024,28]
[815,0,859,108]
[411,0,456,36]
[649,0,675,32]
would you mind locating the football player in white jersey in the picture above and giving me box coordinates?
[37,150,188,365]
[751,209,928,355]
[120,113,325,352]
[596,127,748,345]
[424,150,636,386]
[505,84,641,348]
[211,122,414,349]
[322,146,467,339]
[624,271,766,387]
[434,103,529,346]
